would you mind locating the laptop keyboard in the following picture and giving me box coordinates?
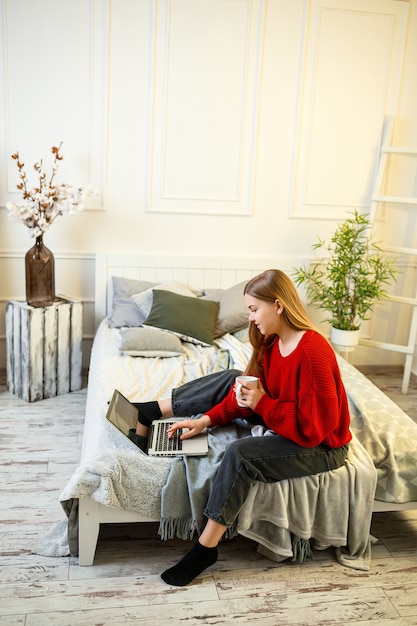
[155,422,183,453]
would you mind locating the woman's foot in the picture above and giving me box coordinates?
[128,429,148,453]
[132,400,162,427]
[161,541,218,586]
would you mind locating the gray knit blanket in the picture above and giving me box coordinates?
[159,422,377,571]
[159,421,248,540]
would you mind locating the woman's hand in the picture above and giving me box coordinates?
[236,380,265,409]
[167,415,211,440]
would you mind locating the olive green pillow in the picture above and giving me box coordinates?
[144,289,219,346]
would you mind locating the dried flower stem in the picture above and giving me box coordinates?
[7,143,90,237]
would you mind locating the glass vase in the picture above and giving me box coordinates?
[25,235,55,307]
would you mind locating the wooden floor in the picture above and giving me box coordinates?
[1,367,417,625]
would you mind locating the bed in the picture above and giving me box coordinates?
[43,252,417,571]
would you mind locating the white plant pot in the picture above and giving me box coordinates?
[330,327,360,353]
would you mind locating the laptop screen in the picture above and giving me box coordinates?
[106,390,138,437]
[106,389,208,456]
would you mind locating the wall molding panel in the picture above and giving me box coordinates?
[0,0,109,212]
[147,0,266,216]
[289,0,409,220]
[1,0,416,372]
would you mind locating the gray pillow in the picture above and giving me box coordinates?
[109,277,156,328]
[119,326,185,357]
[144,289,219,346]
[202,281,248,337]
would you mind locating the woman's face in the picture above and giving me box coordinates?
[245,294,280,336]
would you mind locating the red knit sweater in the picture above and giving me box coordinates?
[207,330,352,449]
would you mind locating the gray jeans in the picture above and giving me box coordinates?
[171,369,349,529]
[172,368,242,417]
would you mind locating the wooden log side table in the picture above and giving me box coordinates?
[5,297,83,402]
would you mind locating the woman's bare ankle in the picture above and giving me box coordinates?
[159,398,173,417]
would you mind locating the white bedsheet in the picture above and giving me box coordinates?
[80,319,232,463]
[59,319,234,521]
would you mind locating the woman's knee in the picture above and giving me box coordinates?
[218,437,268,484]
[221,437,262,470]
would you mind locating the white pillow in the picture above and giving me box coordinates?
[131,281,197,319]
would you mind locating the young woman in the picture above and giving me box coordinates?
[130,269,352,586]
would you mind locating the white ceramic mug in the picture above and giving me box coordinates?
[235,375,259,407]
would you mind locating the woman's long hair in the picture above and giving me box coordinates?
[243,269,318,379]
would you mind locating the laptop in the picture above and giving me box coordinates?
[106,389,208,456]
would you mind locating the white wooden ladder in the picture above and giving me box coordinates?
[362,117,417,393]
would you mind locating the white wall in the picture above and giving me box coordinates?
[1,0,417,371]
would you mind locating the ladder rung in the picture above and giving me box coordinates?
[372,195,417,205]
[383,245,417,256]
[381,146,417,155]
[384,295,417,306]
[359,338,415,355]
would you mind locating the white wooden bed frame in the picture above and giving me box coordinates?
[78,251,417,566]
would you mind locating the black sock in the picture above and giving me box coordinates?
[132,401,162,427]
[128,429,148,453]
[161,541,218,586]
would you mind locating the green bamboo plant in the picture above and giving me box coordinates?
[293,211,399,331]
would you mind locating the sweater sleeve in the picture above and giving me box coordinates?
[207,382,255,427]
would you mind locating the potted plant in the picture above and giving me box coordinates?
[293,211,399,350]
